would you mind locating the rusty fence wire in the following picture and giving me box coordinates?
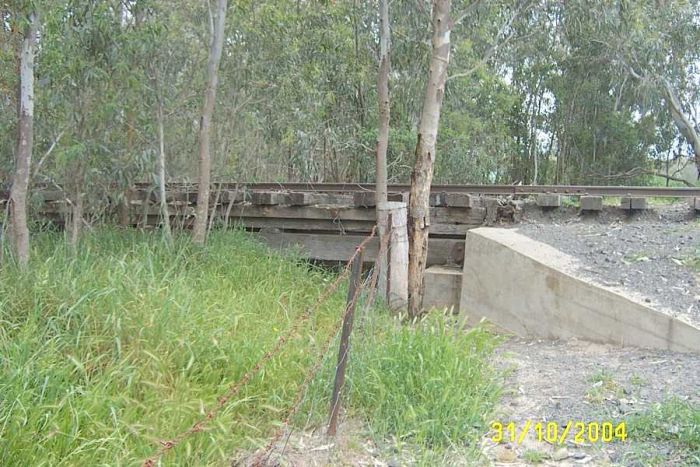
[142,226,378,467]
[251,227,389,465]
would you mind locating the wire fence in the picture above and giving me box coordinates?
[251,232,388,465]
[142,226,381,467]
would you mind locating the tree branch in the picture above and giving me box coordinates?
[32,130,65,180]
[448,0,531,82]
[588,166,695,187]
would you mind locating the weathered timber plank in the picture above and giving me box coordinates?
[248,191,356,206]
[234,217,375,233]
[226,204,486,224]
[255,232,465,266]
[429,223,482,235]
[352,191,407,207]
[432,207,486,224]
[138,212,480,236]
[620,196,648,210]
[234,217,481,236]
[445,193,475,208]
[304,193,354,205]
[251,191,286,205]
[537,193,561,208]
[228,204,376,221]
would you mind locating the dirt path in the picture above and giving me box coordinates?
[238,337,699,466]
[483,337,700,466]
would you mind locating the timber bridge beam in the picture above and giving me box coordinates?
[1,183,699,266]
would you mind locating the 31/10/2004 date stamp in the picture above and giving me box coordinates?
[491,421,627,445]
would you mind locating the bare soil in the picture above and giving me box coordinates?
[237,337,700,466]
[484,337,700,466]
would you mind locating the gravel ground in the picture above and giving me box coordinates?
[515,202,700,326]
[484,337,700,466]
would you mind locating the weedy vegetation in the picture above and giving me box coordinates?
[0,230,500,466]
[625,398,700,465]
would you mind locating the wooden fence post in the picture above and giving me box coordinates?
[377,201,408,311]
[327,247,364,436]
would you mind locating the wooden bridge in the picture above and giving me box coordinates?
[3,182,699,265]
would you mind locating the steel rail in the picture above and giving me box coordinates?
[4,184,698,199]
[130,182,700,198]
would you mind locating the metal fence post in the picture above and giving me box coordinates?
[327,246,364,436]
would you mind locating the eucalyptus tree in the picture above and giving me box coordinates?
[192,0,227,245]
[407,0,452,317]
[7,9,37,268]
[501,0,699,185]
[376,0,391,208]
[33,1,157,248]
[597,0,700,173]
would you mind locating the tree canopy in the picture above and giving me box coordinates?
[2,0,699,196]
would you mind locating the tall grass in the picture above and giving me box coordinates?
[1,229,345,466]
[304,313,502,462]
[0,230,501,466]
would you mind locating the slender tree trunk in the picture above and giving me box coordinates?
[660,77,700,172]
[376,0,392,301]
[376,0,390,209]
[156,97,173,245]
[192,0,228,245]
[69,186,83,254]
[8,12,38,269]
[407,0,452,317]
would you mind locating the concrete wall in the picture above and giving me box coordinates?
[460,228,700,353]
[423,265,462,312]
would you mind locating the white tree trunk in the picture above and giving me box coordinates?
[157,98,173,244]
[8,12,38,269]
[193,0,228,245]
[407,0,452,316]
[376,0,393,302]
[376,0,390,209]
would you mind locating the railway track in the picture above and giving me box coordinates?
[2,183,699,200]
[249,183,700,197]
[129,182,700,198]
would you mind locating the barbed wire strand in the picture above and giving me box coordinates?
[250,269,367,466]
[142,227,377,467]
[258,230,384,466]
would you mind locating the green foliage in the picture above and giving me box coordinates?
[303,312,501,460]
[0,229,346,465]
[0,230,501,465]
[348,315,500,448]
[626,398,700,465]
[522,449,546,464]
[1,0,698,192]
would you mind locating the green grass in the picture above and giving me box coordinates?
[522,449,546,464]
[0,229,346,466]
[561,196,578,208]
[625,398,700,465]
[687,247,700,272]
[352,315,500,448]
[0,230,501,466]
[585,369,624,404]
[300,312,501,463]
